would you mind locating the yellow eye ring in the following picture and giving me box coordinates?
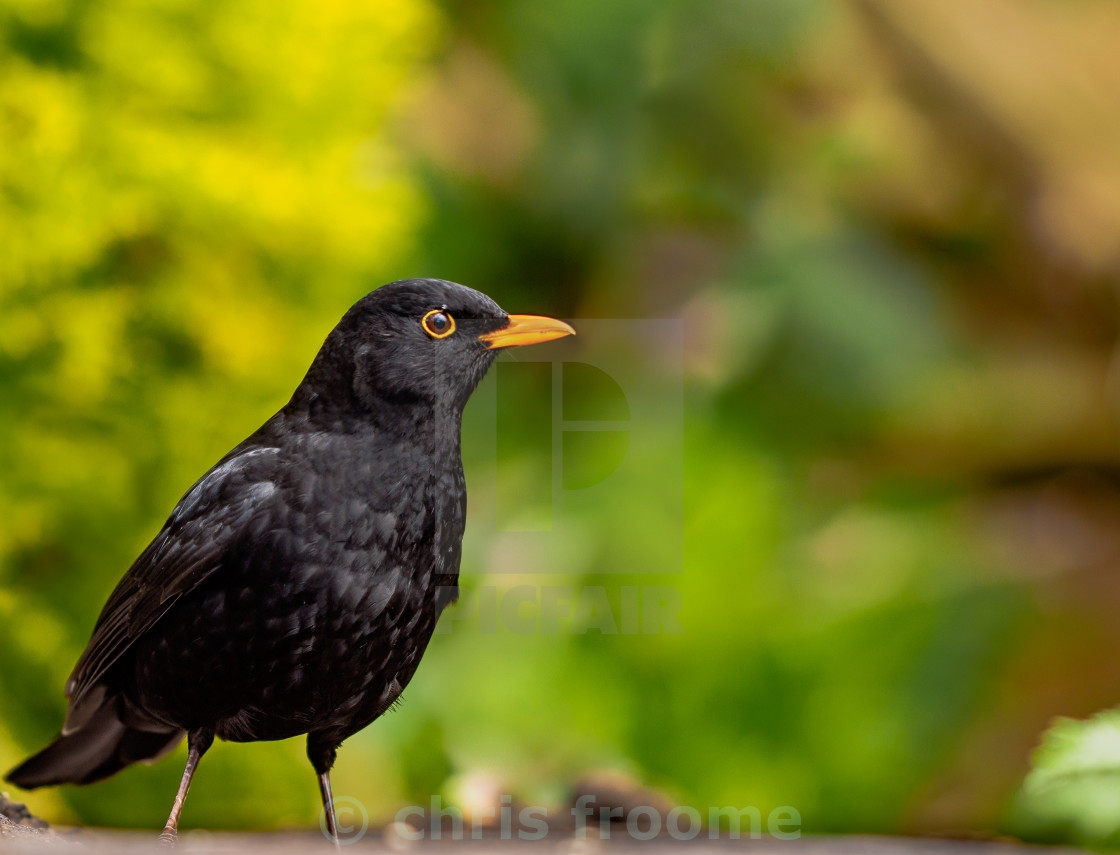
[421,309,456,339]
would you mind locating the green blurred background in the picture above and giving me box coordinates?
[4,0,1120,845]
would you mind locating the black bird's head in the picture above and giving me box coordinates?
[293,279,574,429]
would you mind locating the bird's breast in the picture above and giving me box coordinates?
[129,435,468,739]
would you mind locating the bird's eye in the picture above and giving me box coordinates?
[421,310,456,339]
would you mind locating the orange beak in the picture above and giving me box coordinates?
[478,315,576,349]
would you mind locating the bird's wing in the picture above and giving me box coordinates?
[62,446,282,733]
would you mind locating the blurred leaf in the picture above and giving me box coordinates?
[1011,710,1120,848]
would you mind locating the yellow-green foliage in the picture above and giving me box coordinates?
[0,0,440,827]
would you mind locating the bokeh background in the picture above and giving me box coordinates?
[4,0,1120,845]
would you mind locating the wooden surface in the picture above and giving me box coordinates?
[0,788,1087,852]
[0,827,1089,854]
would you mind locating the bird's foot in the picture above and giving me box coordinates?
[157,827,178,847]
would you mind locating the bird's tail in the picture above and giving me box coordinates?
[4,696,183,789]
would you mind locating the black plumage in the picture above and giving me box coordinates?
[5,279,575,842]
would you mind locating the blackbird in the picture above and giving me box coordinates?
[5,279,575,843]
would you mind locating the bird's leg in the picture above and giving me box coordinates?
[318,769,338,844]
[308,734,340,847]
[158,728,214,845]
